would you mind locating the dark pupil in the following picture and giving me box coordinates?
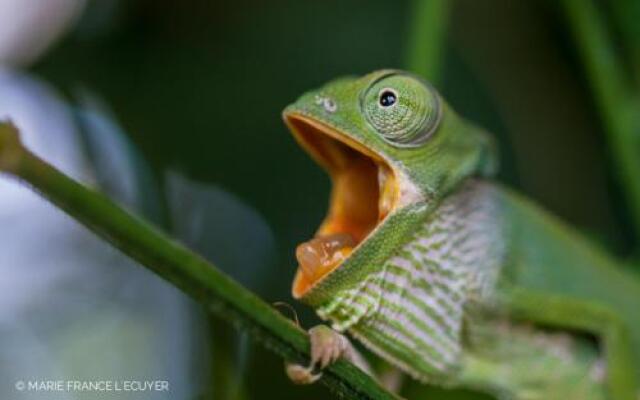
[379,90,397,107]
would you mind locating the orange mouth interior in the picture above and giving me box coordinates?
[285,113,399,298]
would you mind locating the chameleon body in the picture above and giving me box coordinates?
[283,70,640,399]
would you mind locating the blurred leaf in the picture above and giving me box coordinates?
[73,88,164,224]
[166,171,276,296]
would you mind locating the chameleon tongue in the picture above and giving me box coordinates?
[296,233,355,282]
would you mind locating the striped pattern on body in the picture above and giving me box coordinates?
[316,180,505,383]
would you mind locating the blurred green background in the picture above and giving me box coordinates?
[1,0,638,399]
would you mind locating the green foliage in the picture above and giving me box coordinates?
[2,0,640,399]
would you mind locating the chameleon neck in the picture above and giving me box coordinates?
[316,179,506,383]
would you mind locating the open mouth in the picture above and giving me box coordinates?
[284,113,399,298]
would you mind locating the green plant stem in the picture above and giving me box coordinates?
[560,0,640,240]
[404,0,450,83]
[0,122,399,400]
[610,0,640,85]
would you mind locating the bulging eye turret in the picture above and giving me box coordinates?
[361,73,441,147]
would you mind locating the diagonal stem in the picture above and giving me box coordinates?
[0,122,400,400]
[609,0,640,86]
[560,0,640,243]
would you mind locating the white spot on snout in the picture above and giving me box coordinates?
[315,95,337,113]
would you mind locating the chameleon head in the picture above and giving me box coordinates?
[283,70,496,299]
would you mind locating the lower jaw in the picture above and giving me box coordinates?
[292,162,397,298]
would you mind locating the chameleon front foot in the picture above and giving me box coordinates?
[285,325,354,385]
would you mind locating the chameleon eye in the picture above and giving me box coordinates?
[362,73,441,147]
[378,89,397,108]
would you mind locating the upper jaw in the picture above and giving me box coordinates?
[283,111,403,298]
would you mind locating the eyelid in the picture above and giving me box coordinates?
[360,72,443,148]
[358,70,402,107]
[358,70,436,112]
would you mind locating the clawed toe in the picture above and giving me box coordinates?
[285,363,322,385]
[309,325,347,369]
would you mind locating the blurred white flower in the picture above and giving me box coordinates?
[0,68,92,320]
[0,0,86,66]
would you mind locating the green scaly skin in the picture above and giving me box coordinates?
[283,70,640,399]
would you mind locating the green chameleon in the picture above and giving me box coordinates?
[282,70,640,400]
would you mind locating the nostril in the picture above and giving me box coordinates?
[314,95,338,113]
[322,98,337,113]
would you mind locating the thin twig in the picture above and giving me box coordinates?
[0,122,399,400]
